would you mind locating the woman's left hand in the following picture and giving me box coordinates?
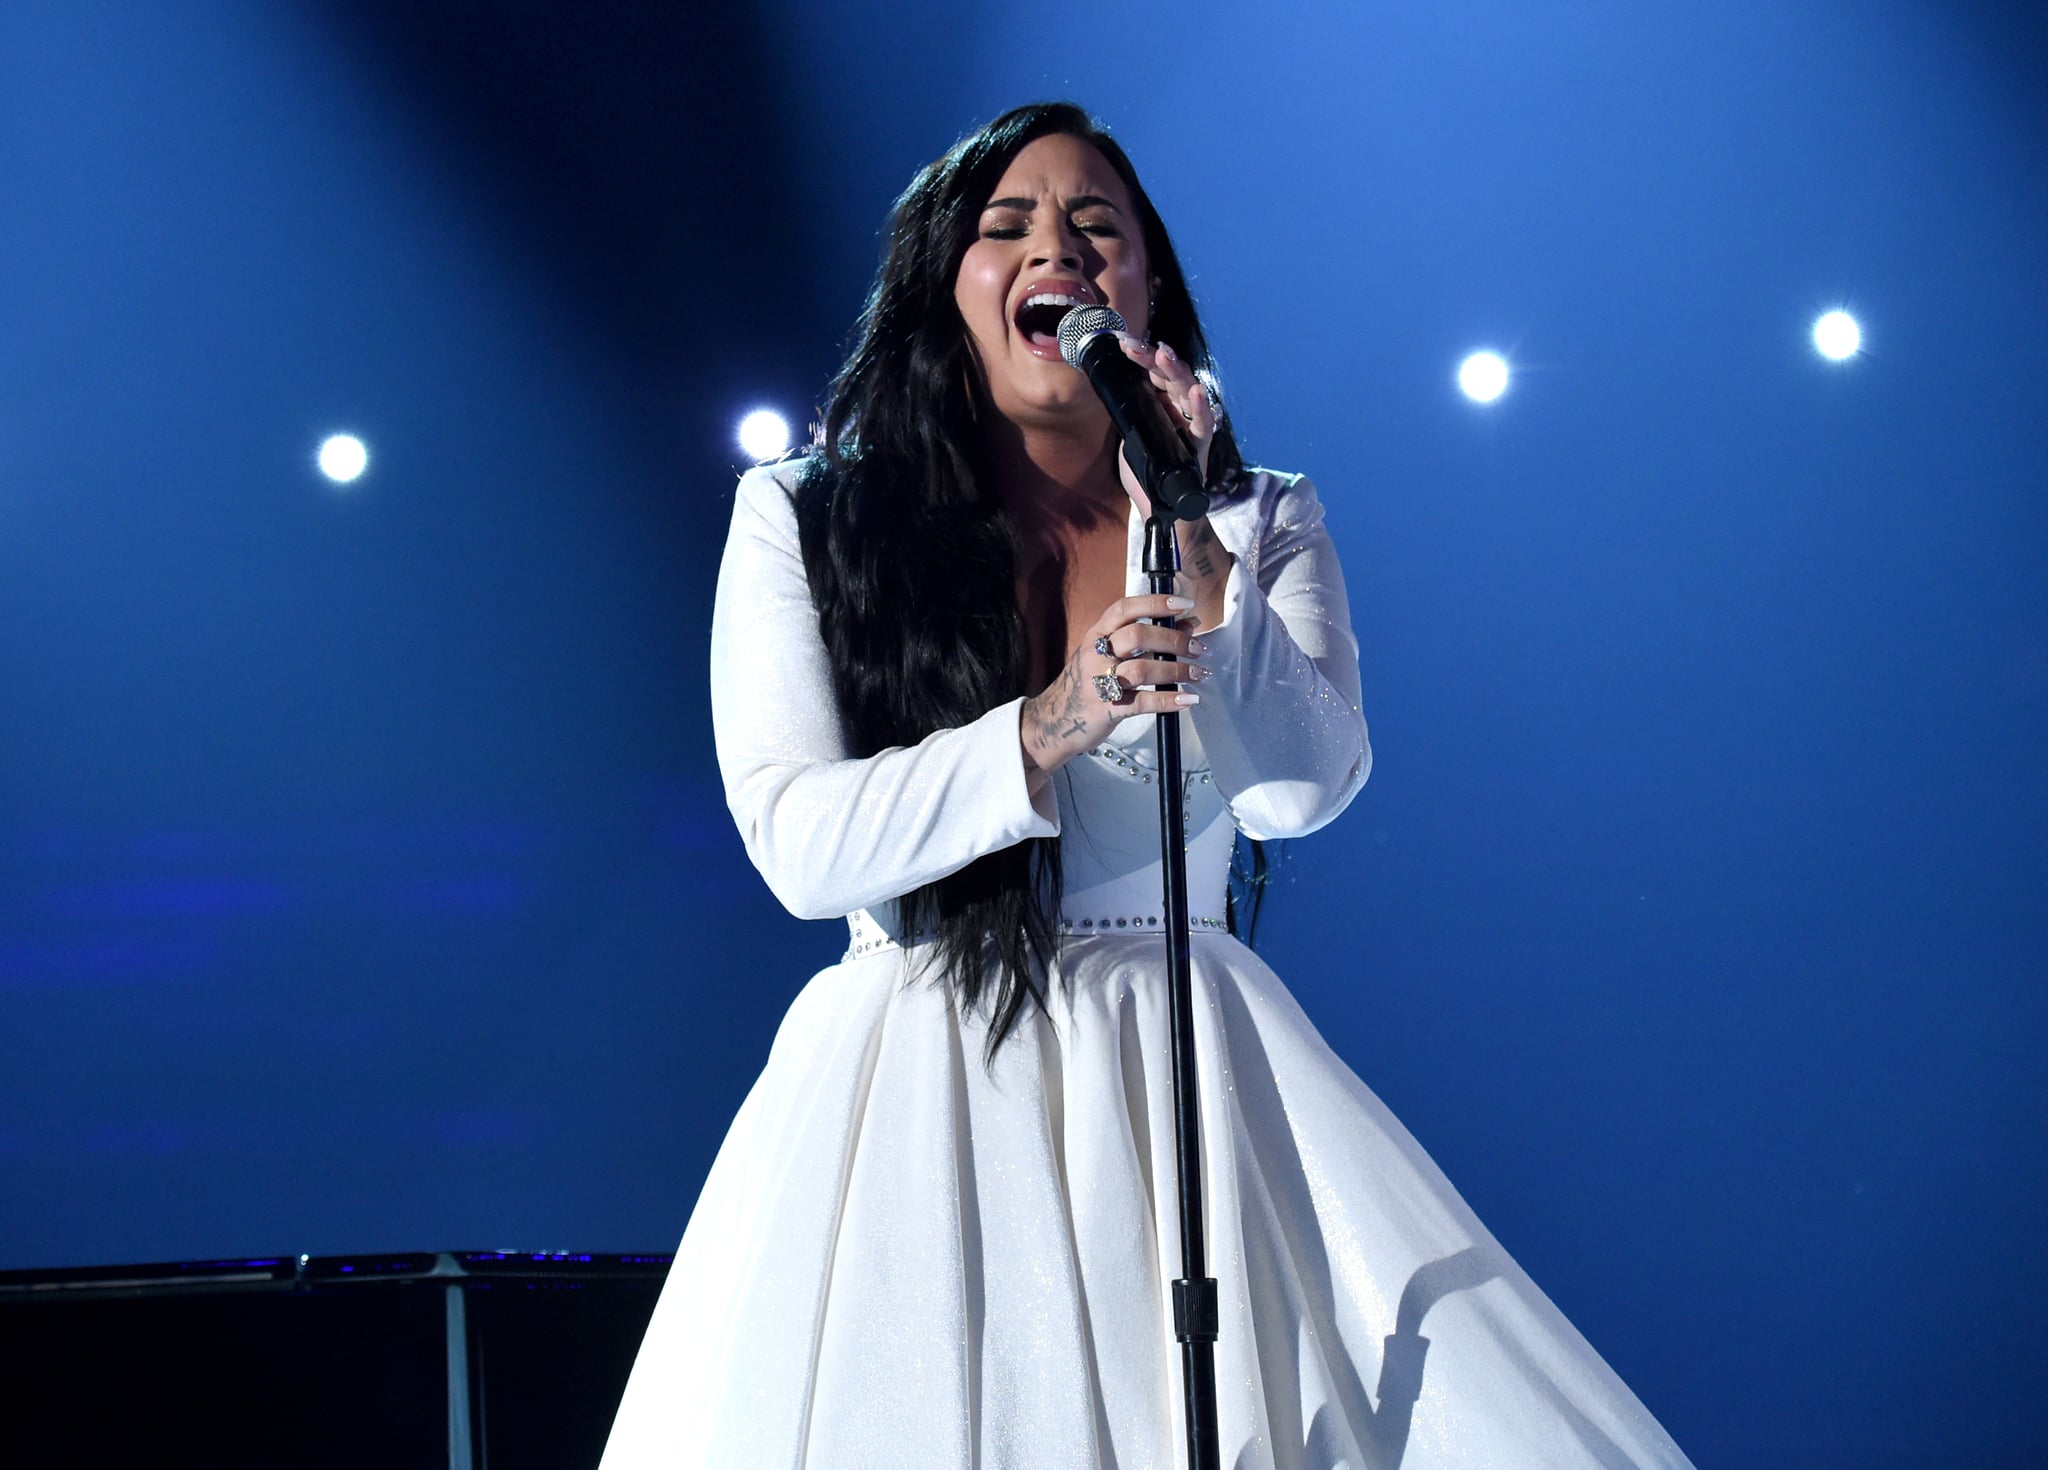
[1115,336,1235,631]
[1114,336,1216,519]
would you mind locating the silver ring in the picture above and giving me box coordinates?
[1093,671,1129,704]
[1094,634,1114,657]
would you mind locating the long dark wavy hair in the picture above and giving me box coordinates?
[792,101,1264,1059]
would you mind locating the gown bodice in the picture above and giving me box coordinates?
[716,459,1372,962]
[843,713,1240,956]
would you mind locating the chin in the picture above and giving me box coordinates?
[1005,366,1093,414]
[1007,392,1100,432]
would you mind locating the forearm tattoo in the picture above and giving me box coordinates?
[1025,663,1088,764]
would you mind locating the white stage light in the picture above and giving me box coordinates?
[1812,310,1862,361]
[317,434,368,484]
[1457,351,1510,404]
[737,409,791,461]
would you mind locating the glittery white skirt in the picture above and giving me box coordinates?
[599,932,1692,1469]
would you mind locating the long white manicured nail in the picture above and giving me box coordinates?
[1174,693,1201,706]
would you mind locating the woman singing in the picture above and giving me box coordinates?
[602,101,1691,1468]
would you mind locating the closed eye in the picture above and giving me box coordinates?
[985,222,1113,240]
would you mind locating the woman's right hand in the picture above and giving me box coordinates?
[1020,594,1211,774]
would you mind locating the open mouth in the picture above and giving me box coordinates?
[1014,289,1093,356]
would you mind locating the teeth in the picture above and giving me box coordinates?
[1022,293,1087,310]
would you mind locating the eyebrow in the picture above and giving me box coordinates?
[981,194,1125,214]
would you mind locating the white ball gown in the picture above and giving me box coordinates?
[600,463,1693,1468]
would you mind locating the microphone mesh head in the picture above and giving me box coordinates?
[1057,304,1126,367]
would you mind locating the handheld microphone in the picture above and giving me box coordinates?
[1057,305,1211,521]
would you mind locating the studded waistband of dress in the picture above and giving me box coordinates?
[843,911,1231,959]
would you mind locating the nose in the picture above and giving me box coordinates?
[1032,219,1088,272]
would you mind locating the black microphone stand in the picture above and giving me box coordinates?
[1141,504,1220,1470]
[1062,302,1223,1467]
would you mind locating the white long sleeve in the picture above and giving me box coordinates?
[1154,470,1372,839]
[710,464,1061,920]
[711,462,1369,922]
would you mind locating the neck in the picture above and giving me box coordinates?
[980,414,1127,543]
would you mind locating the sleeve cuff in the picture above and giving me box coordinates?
[992,696,1062,836]
[1196,555,1253,656]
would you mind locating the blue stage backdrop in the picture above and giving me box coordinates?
[3,3,2043,1464]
